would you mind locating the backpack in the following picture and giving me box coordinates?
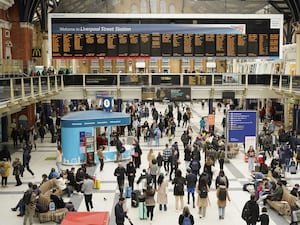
[218,187,227,201]
[154,128,161,137]
[241,202,251,221]
[182,215,192,225]
[22,189,33,205]
[175,180,184,194]
[279,132,289,143]
[190,160,199,171]
[0,166,5,175]
[199,187,208,198]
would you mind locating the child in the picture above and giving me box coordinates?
[258,207,269,225]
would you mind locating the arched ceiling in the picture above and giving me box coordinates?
[16,0,300,32]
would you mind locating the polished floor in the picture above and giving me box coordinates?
[0,102,296,225]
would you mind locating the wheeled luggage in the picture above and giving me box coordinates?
[138,200,147,220]
[126,185,132,198]
[131,190,140,207]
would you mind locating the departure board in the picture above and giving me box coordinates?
[52,34,62,57]
[85,34,96,56]
[216,34,226,56]
[140,34,151,56]
[107,34,118,56]
[129,34,139,56]
[50,14,282,58]
[63,34,73,57]
[183,34,193,56]
[96,34,107,56]
[248,34,258,57]
[269,34,279,56]
[51,33,280,58]
[227,34,237,57]
[259,34,269,56]
[118,34,129,56]
[205,34,215,56]
[151,34,161,56]
[73,34,84,56]
[194,34,205,56]
[237,34,247,56]
[173,34,183,56]
[161,34,172,56]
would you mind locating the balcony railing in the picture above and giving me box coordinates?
[0,75,63,108]
[0,73,298,108]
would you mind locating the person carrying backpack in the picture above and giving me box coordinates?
[172,169,186,210]
[178,206,194,225]
[241,194,259,225]
[216,180,230,220]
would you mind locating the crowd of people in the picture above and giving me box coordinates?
[2,100,299,225]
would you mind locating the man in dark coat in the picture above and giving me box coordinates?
[114,163,127,197]
[115,197,129,225]
[242,194,259,225]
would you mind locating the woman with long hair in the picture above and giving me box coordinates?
[197,177,210,218]
[178,206,195,225]
[157,173,168,211]
[144,185,156,222]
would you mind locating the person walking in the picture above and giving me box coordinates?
[197,177,210,218]
[22,144,34,177]
[144,185,156,223]
[133,140,142,169]
[162,143,172,174]
[126,161,136,190]
[97,146,105,171]
[186,168,197,208]
[247,145,256,172]
[172,169,186,211]
[0,158,10,186]
[149,159,159,189]
[114,163,126,197]
[216,180,231,220]
[56,145,63,173]
[12,157,22,186]
[178,206,195,225]
[241,194,259,225]
[157,173,168,211]
[115,197,130,225]
[81,174,94,211]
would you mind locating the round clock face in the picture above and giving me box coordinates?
[103,99,111,108]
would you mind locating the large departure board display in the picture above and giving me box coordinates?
[49,14,283,58]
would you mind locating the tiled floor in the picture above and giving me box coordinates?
[0,102,296,225]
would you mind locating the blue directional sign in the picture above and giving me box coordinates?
[227,111,257,143]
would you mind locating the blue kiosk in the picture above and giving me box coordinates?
[61,110,131,165]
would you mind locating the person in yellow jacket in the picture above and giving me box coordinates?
[0,158,11,186]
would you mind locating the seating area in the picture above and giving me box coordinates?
[36,179,69,223]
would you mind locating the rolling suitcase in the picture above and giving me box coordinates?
[138,201,147,220]
[131,190,140,207]
[126,186,132,198]
[290,165,297,174]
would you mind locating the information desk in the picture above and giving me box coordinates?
[61,212,109,225]
[100,144,134,162]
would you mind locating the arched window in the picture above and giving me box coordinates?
[141,0,147,13]
[169,3,175,13]
[131,4,138,13]
[160,0,166,13]
[150,0,157,13]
